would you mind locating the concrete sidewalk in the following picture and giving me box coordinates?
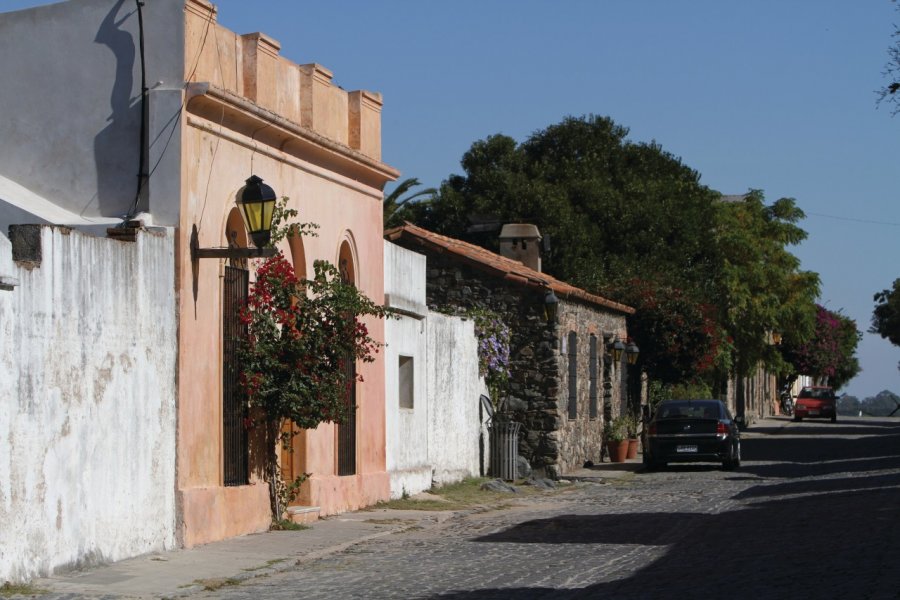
[28,463,640,599]
[30,508,455,599]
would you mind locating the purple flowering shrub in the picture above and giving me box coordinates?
[471,310,511,409]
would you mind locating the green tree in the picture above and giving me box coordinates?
[383,177,436,229]
[871,278,900,345]
[713,191,820,380]
[871,277,900,371]
[408,115,822,388]
[411,116,721,296]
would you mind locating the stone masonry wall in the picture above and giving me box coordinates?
[555,301,628,475]
[420,252,628,478]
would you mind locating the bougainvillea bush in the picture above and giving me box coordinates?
[783,304,861,389]
[238,250,388,521]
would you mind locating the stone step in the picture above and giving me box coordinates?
[286,505,321,525]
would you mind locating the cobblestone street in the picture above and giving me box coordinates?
[194,416,900,599]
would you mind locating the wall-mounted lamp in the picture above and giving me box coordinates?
[609,336,626,363]
[543,289,559,324]
[771,331,783,345]
[625,339,640,365]
[191,175,279,261]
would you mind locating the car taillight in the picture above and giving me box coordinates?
[716,421,728,435]
[647,423,657,437]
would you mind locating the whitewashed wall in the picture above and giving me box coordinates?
[384,242,429,498]
[426,312,486,486]
[384,242,486,498]
[0,226,177,582]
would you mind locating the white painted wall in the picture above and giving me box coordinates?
[384,242,429,498]
[384,242,487,498]
[426,312,486,486]
[0,226,177,582]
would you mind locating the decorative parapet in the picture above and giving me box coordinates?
[184,0,388,167]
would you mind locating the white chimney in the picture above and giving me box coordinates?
[499,224,542,272]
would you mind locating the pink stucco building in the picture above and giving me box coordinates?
[178,0,399,545]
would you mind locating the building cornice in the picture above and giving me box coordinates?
[186,83,399,190]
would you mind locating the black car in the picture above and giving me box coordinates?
[643,399,741,470]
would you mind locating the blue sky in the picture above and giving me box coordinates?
[5,0,899,399]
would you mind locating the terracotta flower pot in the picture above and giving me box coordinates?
[607,440,629,463]
[626,438,639,459]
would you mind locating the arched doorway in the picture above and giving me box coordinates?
[336,240,357,476]
[222,208,250,486]
[280,233,308,490]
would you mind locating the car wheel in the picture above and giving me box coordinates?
[722,442,740,470]
[793,416,802,422]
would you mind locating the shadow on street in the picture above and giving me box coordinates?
[434,418,900,599]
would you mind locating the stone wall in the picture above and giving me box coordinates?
[419,253,627,478]
[555,301,628,475]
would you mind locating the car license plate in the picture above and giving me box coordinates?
[808,410,819,416]
[677,445,698,453]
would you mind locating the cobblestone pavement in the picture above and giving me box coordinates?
[193,417,900,600]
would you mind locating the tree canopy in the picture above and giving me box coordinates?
[871,278,900,372]
[404,114,826,386]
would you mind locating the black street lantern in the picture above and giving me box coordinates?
[626,340,640,365]
[611,337,626,363]
[543,289,559,324]
[190,175,279,261]
[237,175,277,248]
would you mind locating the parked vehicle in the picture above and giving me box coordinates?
[643,399,741,470]
[793,386,837,422]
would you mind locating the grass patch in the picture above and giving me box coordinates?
[243,558,287,572]
[196,578,241,592]
[271,519,310,531]
[372,477,548,512]
[1,582,47,597]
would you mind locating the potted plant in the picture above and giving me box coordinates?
[624,411,640,459]
[604,416,628,463]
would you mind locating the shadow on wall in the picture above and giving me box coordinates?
[93,0,143,219]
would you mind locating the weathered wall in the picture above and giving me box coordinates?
[0,0,184,223]
[0,226,177,583]
[384,242,429,498]
[384,243,485,498]
[426,312,486,486]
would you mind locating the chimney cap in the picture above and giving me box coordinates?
[499,224,541,240]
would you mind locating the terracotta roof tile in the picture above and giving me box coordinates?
[385,223,634,315]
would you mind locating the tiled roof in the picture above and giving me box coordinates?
[385,223,635,315]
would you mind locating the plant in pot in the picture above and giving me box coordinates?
[624,411,641,459]
[604,416,629,463]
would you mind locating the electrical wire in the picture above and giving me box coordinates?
[123,0,148,224]
[806,211,900,227]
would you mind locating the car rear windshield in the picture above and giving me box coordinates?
[799,388,834,400]
[656,401,721,420]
